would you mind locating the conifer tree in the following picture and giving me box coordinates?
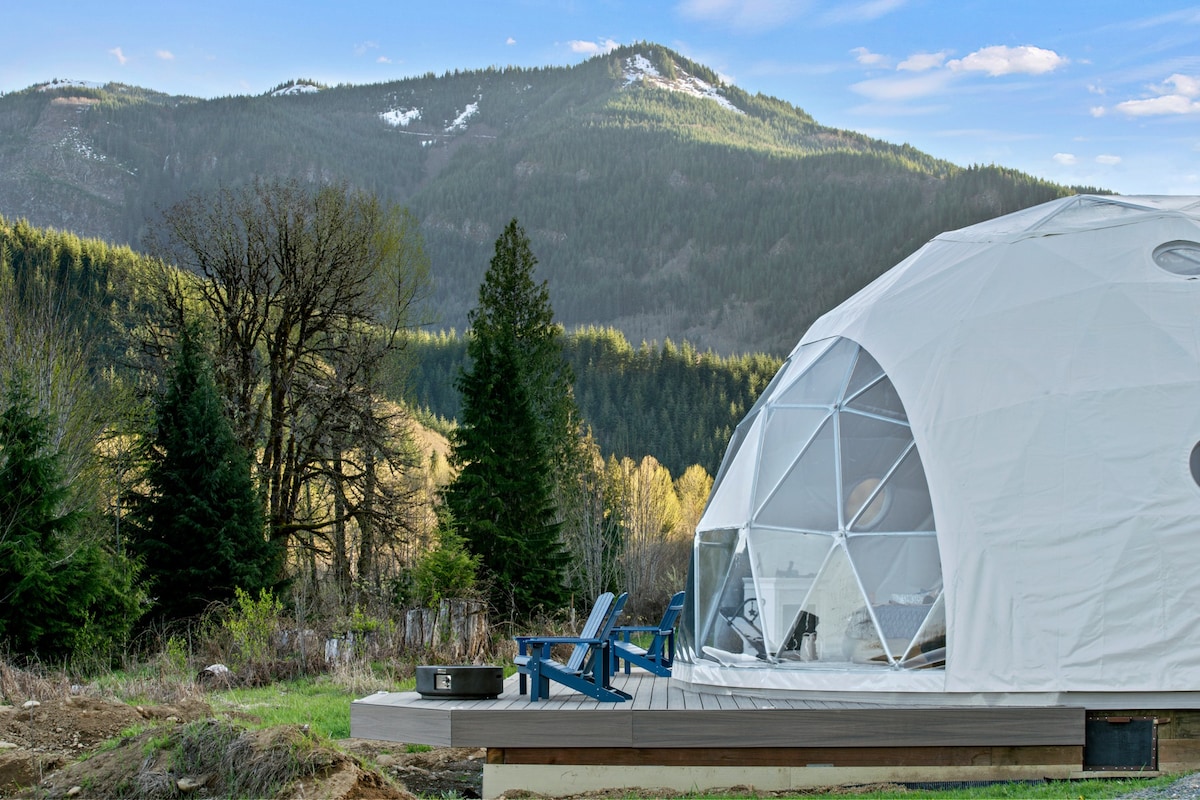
[130,322,278,622]
[0,372,142,661]
[445,220,572,622]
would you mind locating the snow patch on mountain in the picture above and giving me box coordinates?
[380,107,421,127]
[445,99,480,132]
[35,79,102,92]
[622,54,742,115]
[272,82,320,96]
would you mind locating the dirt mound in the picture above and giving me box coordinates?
[12,720,414,800]
[0,698,428,800]
[342,739,485,797]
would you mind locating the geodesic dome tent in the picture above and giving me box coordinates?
[676,195,1200,703]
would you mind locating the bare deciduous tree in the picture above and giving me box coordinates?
[147,178,431,592]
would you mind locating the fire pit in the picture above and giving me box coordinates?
[416,665,504,700]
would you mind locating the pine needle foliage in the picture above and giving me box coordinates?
[128,322,279,624]
[445,220,573,623]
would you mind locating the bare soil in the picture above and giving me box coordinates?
[0,696,484,799]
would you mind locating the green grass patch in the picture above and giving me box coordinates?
[685,774,1173,799]
[207,674,415,740]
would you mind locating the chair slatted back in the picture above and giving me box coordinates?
[564,592,615,673]
[649,591,686,653]
[578,592,627,674]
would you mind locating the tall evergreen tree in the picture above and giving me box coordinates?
[0,372,142,661]
[445,219,572,622]
[130,323,278,623]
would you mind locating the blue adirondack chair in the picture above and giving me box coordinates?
[610,590,686,677]
[513,592,631,702]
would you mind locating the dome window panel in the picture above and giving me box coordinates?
[755,407,831,517]
[846,376,909,423]
[899,593,946,669]
[754,418,839,531]
[844,348,886,400]
[695,529,742,654]
[776,337,858,407]
[838,412,914,529]
[745,528,834,656]
[853,447,936,533]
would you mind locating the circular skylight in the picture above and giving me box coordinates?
[1153,240,1200,276]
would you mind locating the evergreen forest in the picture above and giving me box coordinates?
[0,44,1101,356]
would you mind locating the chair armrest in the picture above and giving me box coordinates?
[520,636,604,646]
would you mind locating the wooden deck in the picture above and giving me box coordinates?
[351,670,1084,750]
[352,671,1195,797]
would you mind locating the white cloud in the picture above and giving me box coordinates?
[506,37,516,45]
[109,47,128,65]
[377,56,392,64]
[897,52,947,72]
[1160,73,1200,98]
[156,50,174,61]
[1108,73,1200,117]
[1053,153,1077,165]
[851,47,889,67]
[568,38,618,55]
[947,45,1067,76]
[1115,94,1200,116]
[1096,154,1122,165]
[675,0,803,31]
[354,41,379,57]
[850,70,953,101]
[1090,105,1106,117]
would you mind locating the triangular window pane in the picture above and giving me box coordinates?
[696,529,739,653]
[853,447,935,533]
[797,543,879,666]
[900,592,946,669]
[696,537,758,662]
[844,349,885,401]
[846,376,908,423]
[776,337,857,407]
[754,407,829,516]
[845,534,942,660]
[839,413,913,530]
[745,528,833,656]
[755,417,838,531]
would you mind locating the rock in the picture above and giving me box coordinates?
[66,786,82,796]
[197,664,232,687]
[21,700,40,710]
[177,775,208,792]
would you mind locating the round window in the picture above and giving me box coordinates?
[1153,240,1200,276]
[1191,442,1200,488]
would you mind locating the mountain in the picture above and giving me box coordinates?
[0,44,1097,355]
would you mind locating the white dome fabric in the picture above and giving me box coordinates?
[682,195,1200,700]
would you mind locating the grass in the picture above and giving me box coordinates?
[787,775,1174,798]
[207,673,415,739]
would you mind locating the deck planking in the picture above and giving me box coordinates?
[351,668,1085,751]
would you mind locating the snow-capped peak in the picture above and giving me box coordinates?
[621,54,743,115]
[35,78,103,92]
[270,81,322,97]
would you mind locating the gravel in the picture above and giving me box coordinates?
[1113,772,1200,800]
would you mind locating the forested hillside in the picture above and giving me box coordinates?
[0,44,1098,355]
[406,328,781,477]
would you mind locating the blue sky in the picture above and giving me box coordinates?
[5,1,1199,195]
